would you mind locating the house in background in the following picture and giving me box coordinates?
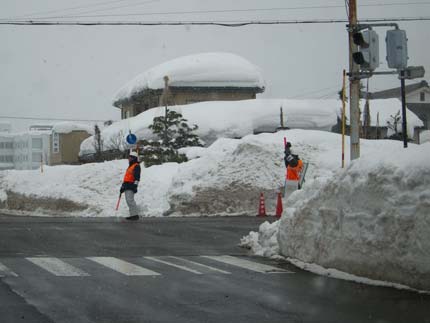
[362,80,430,130]
[112,52,265,119]
[49,122,93,166]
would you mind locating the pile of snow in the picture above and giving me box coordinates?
[80,98,422,156]
[1,129,429,292]
[113,52,265,104]
[52,122,94,135]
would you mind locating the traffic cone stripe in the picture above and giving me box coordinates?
[258,192,266,217]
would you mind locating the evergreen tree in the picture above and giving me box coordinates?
[141,110,203,167]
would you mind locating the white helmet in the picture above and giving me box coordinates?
[129,151,138,158]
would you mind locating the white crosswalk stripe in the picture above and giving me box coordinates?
[26,257,89,277]
[145,256,203,274]
[87,257,160,276]
[201,255,294,274]
[169,256,231,274]
[0,262,18,277]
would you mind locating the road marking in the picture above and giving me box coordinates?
[201,255,294,274]
[169,256,231,274]
[26,257,89,277]
[87,257,160,276]
[145,257,203,274]
[0,262,18,277]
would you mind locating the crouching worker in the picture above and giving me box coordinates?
[120,151,141,220]
[284,143,304,190]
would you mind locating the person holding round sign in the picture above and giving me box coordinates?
[120,151,141,220]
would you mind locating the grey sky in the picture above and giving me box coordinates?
[1,0,429,131]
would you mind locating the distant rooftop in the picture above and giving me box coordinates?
[361,80,429,99]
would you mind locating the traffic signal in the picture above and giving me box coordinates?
[386,29,408,70]
[352,29,380,71]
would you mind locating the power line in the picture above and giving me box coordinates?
[1,17,429,27]
[0,115,110,122]
[27,0,160,21]
[5,2,430,21]
[7,0,157,20]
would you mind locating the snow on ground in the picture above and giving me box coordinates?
[1,129,429,292]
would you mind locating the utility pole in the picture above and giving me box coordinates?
[348,0,361,160]
[163,75,170,146]
[399,70,408,147]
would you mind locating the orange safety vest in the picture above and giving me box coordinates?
[123,163,139,183]
[286,159,303,181]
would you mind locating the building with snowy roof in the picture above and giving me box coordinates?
[49,122,93,166]
[361,80,430,130]
[112,52,265,119]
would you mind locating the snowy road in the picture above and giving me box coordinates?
[0,215,429,323]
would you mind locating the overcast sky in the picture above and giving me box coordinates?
[1,0,429,131]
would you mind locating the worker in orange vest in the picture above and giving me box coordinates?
[284,142,304,189]
[120,151,141,220]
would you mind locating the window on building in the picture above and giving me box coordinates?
[420,92,425,102]
[32,138,43,149]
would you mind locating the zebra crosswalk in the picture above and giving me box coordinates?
[0,255,294,278]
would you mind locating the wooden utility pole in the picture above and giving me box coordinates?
[341,70,347,168]
[348,0,361,160]
[163,76,170,145]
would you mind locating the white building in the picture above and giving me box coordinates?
[11,131,51,170]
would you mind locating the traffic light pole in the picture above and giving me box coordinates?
[400,70,408,148]
[348,0,360,160]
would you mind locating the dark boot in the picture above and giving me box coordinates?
[125,215,139,221]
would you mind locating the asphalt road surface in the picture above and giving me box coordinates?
[0,214,429,323]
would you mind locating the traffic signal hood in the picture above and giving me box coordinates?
[352,29,380,71]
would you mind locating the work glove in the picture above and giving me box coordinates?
[120,184,125,194]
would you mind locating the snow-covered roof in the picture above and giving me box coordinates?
[52,122,94,135]
[113,52,265,105]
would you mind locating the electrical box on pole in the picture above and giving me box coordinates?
[386,29,408,69]
[352,29,380,71]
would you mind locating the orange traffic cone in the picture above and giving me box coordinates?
[257,192,267,217]
[275,192,283,217]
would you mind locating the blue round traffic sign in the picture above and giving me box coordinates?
[126,133,137,144]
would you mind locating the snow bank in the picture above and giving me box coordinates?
[277,142,430,291]
[79,99,343,155]
[113,52,265,104]
[80,98,423,156]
